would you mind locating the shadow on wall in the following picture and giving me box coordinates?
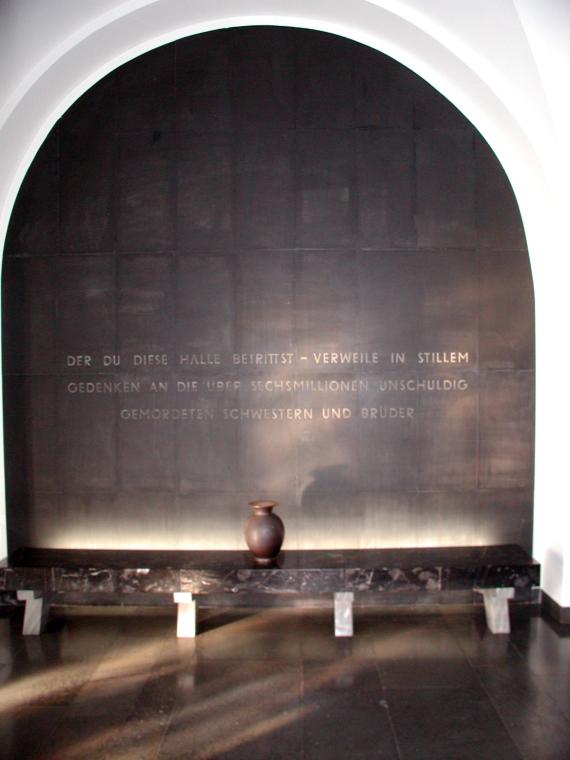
[302,464,354,500]
[301,464,358,547]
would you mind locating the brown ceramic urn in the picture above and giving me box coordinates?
[244,500,285,564]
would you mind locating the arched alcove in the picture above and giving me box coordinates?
[2,27,534,557]
[0,0,568,612]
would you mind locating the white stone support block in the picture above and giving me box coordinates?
[475,587,515,634]
[334,591,354,637]
[173,592,197,638]
[17,590,50,635]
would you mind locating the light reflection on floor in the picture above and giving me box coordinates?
[1,605,569,759]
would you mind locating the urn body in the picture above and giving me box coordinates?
[245,500,285,564]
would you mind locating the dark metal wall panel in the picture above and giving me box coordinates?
[2,258,57,374]
[5,132,60,255]
[357,129,416,248]
[58,386,117,490]
[417,250,479,355]
[235,130,295,248]
[115,45,176,134]
[479,370,534,489]
[177,391,240,493]
[415,129,476,247]
[295,29,355,129]
[2,27,534,553]
[357,380,418,491]
[358,252,422,355]
[231,27,295,129]
[475,135,527,250]
[297,129,356,248]
[56,257,116,362]
[175,255,234,353]
[117,385,177,490]
[295,252,358,354]
[60,130,115,253]
[478,251,535,368]
[417,382,478,490]
[28,377,59,493]
[176,32,232,133]
[117,254,175,352]
[238,253,295,353]
[117,132,176,252]
[177,132,233,250]
[354,46,415,129]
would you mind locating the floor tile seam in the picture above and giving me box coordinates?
[70,634,176,712]
[472,663,570,732]
[193,653,302,661]
[377,684,477,690]
[375,661,404,760]
[522,661,570,676]
[507,636,541,667]
[440,607,526,668]
[1,638,27,661]
[71,658,150,700]
[192,655,304,665]
[382,683,488,694]
[299,665,311,760]
[17,702,71,758]
[468,660,530,760]
[145,712,172,760]
[507,637,570,678]
[528,672,570,724]
[130,654,182,713]
[7,658,111,710]
[382,684,530,760]
[140,659,177,760]
[432,610,494,682]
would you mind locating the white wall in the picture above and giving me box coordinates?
[1,0,569,605]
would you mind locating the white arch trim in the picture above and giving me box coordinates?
[1,0,569,607]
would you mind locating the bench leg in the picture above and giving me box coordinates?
[475,588,515,634]
[173,592,197,638]
[334,592,354,637]
[17,590,51,635]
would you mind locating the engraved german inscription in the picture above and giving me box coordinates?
[63,346,472,425]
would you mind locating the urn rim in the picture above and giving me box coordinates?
[249,499,279,510]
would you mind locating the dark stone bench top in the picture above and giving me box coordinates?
[0,544,540,595]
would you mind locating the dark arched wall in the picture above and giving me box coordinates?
[2,27,534,552]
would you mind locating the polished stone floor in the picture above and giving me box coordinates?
[0,604,569,760]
